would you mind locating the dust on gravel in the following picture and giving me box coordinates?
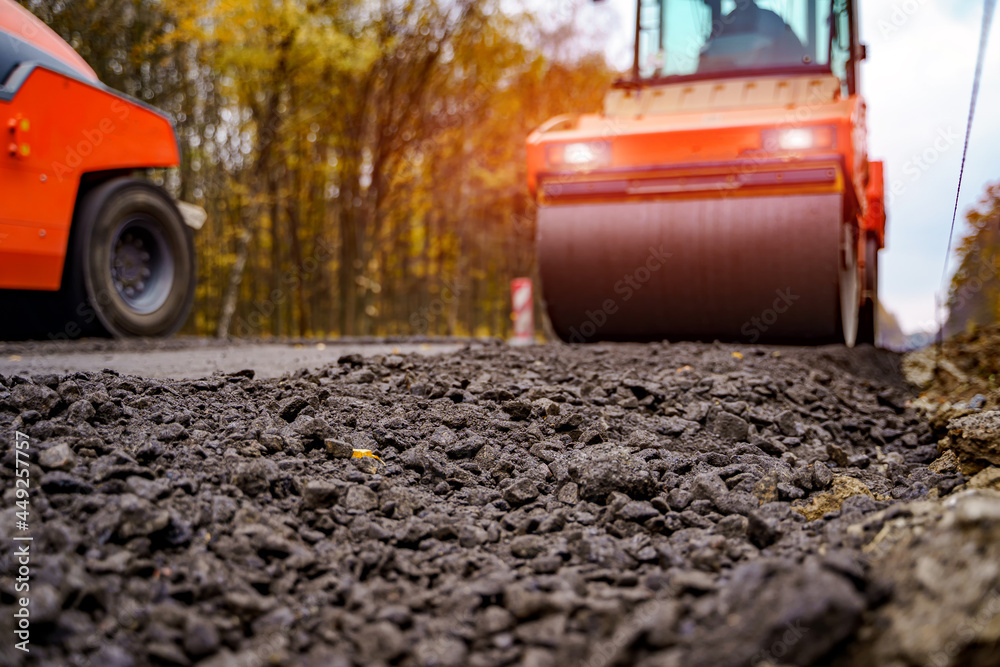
[0,341,994,667]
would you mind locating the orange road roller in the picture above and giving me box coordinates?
[527,0,886,346]
[0,0,201,338]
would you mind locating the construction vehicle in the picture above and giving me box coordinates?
[526,0,885,346]
[0,0,200,338]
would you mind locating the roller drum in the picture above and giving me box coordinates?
[537,194,845,343]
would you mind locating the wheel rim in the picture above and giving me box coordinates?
[839,224,860,347]
[110,215,175,315]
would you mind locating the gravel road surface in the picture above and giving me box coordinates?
[2,340,999,667]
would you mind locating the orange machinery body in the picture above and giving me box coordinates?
[0,1,179,291]
[526,75,886,268]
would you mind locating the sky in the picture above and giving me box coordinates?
[529,0,1000,335]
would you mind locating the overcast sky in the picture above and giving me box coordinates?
[530,0,999,334]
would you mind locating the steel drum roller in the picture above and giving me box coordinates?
[537,193,848,343]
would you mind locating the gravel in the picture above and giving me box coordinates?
[0,340,995,666]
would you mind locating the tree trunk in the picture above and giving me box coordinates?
[216,227,252,339]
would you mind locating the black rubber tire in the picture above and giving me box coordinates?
[834,223,860,348]
[857,235,879,346]
[73,178,196,337]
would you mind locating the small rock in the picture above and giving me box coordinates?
[502,400,532,421]
[302,480,343,509]
[91,646,134,667]
[184,615,221,657]
[126,475,170,501]
[39,443,77,471]
[154,422,188,442]
[967,467,1000,491]
[690,473,728,503]
[279,396,310,421]
[41,471,93,494]
[147,642,191,666]
[260,433,285,453]
[671,570,718,593]
[827,444,850,466]
[324,438,354,459]
[928,450,960,474]
[510,534,547,558]
[776,410,800,436]
[412,636,467,667]
[30,583,62,623]
[557,482,579,504]
[618,501,659,522]
[459,524,488,547]
[359,621,406,662]
[503,478,539,506]
[352,455,382,475]
[341,484,378,511]
[667,488,693,511]
[717,514,748,538]
[847,454,871,469]
[777,482,805,501]
[628,429,658,448]
[446,436,485,459]
[430,425,457,448]
[118,493,170,538]
[11,383,59,415]
[337,353,364,366]
[947,410,1000,466]
[750,434,787,456]
[793,476,879,521]
[478,606,515,634]
[708,411,749,440]
[346,368,376,384]
[66,399,96,424]
[231,459,278,497]
[291,415,332,446]
[812,463,834,489]
[515,614,567,647]
[715,491,758,516]
[533,398,561,417]
[747,502,790,548]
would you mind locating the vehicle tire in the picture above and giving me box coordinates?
[72,178,196,337]
[857,234,879,346]
[836,222,860,348]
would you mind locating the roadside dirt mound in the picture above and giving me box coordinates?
[836,489,1000,667]
[905,325,1000,413]
[0,341,982,667]
[905,327,1000,472]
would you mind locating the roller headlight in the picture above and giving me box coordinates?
[763,126,836,152]
[546,141,611,170]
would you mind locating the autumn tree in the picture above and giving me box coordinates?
[947,181,1000,335]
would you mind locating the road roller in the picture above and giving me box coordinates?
[0,0,202,338]
[527,0,886,346]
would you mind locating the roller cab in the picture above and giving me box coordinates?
[527,0,886,346]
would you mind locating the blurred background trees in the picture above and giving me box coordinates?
[20,0,614,338]
[947,181,1000,336]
